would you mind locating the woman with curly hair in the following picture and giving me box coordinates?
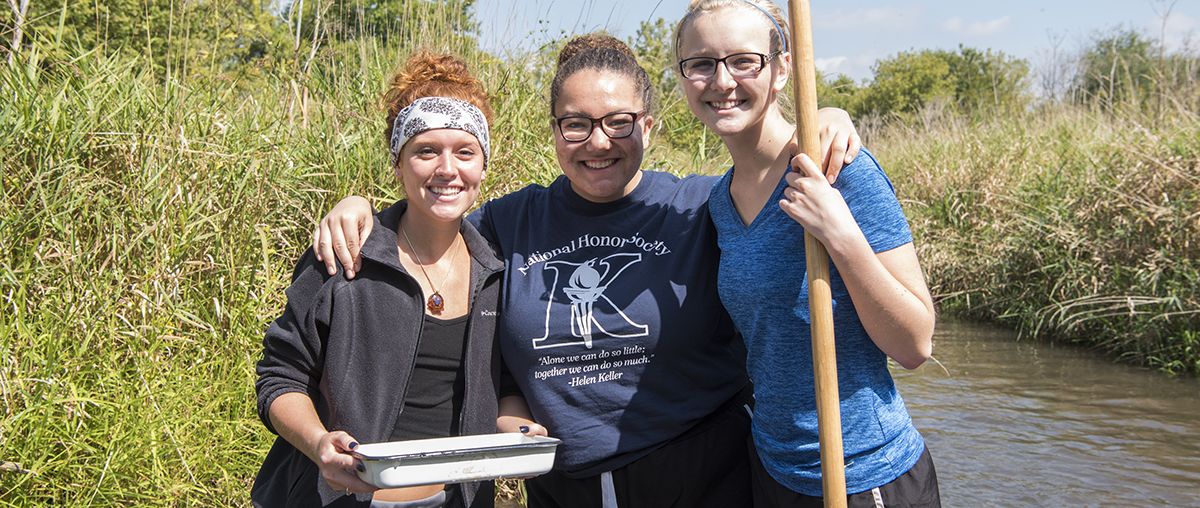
[253,52,503,508]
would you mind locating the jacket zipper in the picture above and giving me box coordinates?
[393,270,426,422]
[453,265,498,508]
[457,264,498,436]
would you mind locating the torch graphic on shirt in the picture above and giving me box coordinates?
[562,260,604,348]
[533,253,649,350]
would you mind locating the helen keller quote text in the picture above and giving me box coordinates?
[534,345,651,387]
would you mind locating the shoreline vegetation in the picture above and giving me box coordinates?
[1,1,1196,505]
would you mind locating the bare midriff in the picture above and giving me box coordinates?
[372,484,445,502]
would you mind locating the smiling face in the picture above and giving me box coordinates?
[552,68,653,203]
[677,7,789,138]
[395,128,485,223]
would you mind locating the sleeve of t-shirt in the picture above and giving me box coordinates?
[498,356,523,399]
[833,149,913,254]
[467,203,499,245]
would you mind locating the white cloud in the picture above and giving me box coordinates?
[943,16,1011,36]
[813,52,886,83]
[815,56,848,75]
[816,8,918,32]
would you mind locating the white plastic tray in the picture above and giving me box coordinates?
[353,433,560,488]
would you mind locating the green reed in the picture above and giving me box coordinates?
[876,104,1200,376]
[0,25,559,504]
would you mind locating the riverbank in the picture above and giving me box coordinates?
[874,106,1199,376]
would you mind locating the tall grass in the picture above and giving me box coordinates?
[0,25,563,505]
[876,104,1200,375]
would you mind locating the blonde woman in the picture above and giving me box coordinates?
[675,1,940,506]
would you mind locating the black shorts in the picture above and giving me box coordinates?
[749,439,941,508]
[525,388,754,508]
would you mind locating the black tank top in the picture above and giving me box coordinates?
[390,314,469,441]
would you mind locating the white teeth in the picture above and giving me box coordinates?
[710,100,743,110]
[429,186,462,196]
[582,160,616,169]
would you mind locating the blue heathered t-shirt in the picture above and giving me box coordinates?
[708,149,926,496]
[470,170,747,477]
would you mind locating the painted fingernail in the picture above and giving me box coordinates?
[349,442,358,449]
[519,426,529,433]
[356,462,365,472]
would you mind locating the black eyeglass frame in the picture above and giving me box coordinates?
[677,51,782,80]
[553,110,647,143]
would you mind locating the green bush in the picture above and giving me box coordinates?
[1072,29,1158,108]
[3,0,285,75]
[853,46,1029,120]
[859,49,956,117]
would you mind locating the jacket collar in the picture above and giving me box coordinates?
[359,200,504,274]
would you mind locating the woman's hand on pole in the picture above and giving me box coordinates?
[780,158,935,369]
[311,195,374,279]
[816,107,862,183]
[779,153,860,248]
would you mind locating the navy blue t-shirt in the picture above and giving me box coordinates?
[470,170,747,476]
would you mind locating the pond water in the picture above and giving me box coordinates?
[895,319,1200,506]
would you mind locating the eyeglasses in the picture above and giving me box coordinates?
[678,52,780,80]
[554,111,645,143]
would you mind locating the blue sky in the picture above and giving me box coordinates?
[473,0,1199,83]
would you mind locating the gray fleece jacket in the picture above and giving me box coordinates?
[252,201,504,508]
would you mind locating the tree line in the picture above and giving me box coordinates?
[0,1,476,80]
[814,29,1198,121]
[3,1,1196,121]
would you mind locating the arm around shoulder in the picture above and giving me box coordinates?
[312,195,375,279]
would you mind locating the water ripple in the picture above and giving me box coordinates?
[891,320,1200,506]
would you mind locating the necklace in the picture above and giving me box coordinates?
[400,226,461,314]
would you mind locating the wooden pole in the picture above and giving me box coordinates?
[786,1,847,506]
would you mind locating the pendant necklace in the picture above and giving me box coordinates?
[400,226,461,313]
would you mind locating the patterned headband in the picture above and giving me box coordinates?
[389,96,491,169]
